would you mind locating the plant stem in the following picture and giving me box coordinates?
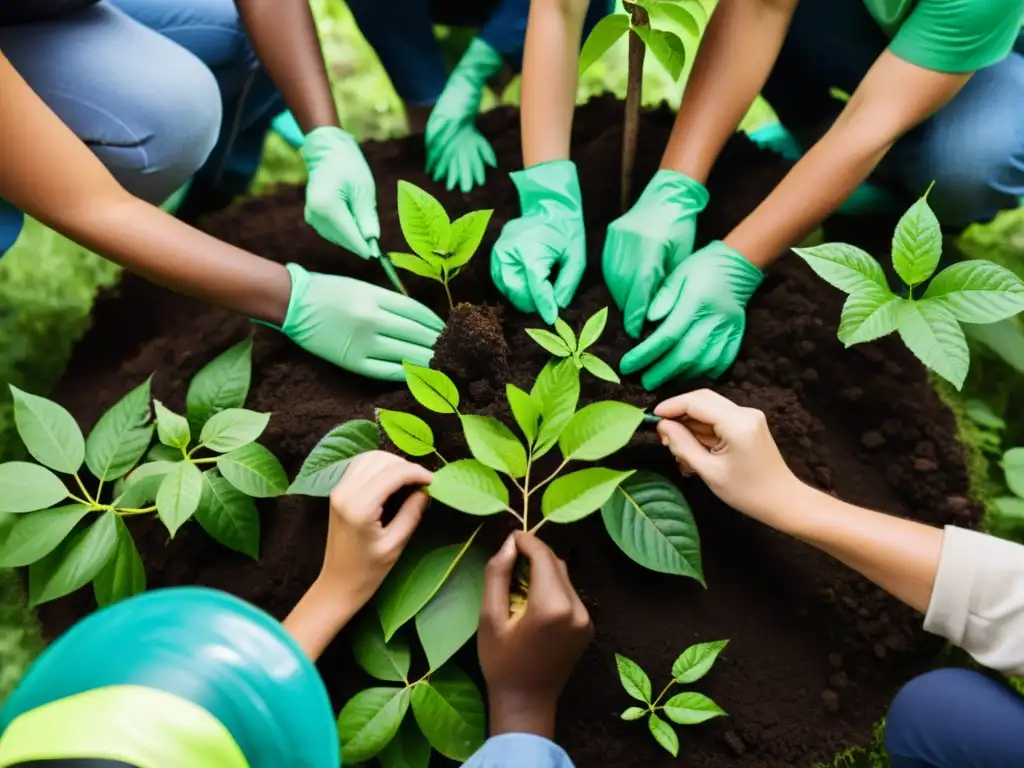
[621,2,648,212]
[68,493,93,507]
[651,680,676,708]
[521,455,533,531]
[506,506,526,526]
[191,457,219,465]
[73,473,95,505]
[433,450,448,466]
[528,459,569,497]
[117,505,157,516]
[443,279,454,312]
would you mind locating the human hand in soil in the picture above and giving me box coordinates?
[602,171,709,338]
[301,126,380,259]
[274,263,445,381]
[621,241,763,388]
[491,161,586,324]
[479,532,593,739]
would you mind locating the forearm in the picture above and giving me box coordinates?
[234,0,339,132]
[283,577,364,661]
[660,0,797,182]
[521,0,589,166]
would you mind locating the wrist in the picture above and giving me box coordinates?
[751,479,826,534]
[488,690,558,739]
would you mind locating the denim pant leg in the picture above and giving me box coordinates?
[884,668,1024,768]
[0,1,222,204]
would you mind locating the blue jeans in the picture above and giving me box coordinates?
[885,668,1024,767]
[762,0,1024,227]
[347,0,614,106]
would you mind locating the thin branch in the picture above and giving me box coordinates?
[73,473,95,505]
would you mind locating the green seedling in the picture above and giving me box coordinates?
[389,180,494,310]
[526,307,620,383]
[794,186,1024,390]
[617,641,729,757]
[0,337,286,607]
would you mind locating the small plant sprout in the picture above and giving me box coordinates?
[526,307,620,383]
[616,641,728,757]
[794,186,1024,390]
[389,180,494,310]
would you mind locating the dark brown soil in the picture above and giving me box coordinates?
[44,96,980,767]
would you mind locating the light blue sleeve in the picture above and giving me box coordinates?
[463,733,576,768]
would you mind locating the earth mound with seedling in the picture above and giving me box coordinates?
[42,97,981,767]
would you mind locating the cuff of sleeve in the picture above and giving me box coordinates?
[924,525,983,647]
[509,161,583,215]
[252,263,307,335]
[464,733,574,768]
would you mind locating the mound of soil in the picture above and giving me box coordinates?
[44,96,980,767]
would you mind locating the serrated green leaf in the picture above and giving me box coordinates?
[390,252,443,281]
[621,707,647,721]
[403,363,460,414]
[398,180,451,259]
[672,639,729,683]
[838,284,902,346]
[506,384,541,445]
[897,300,970,390]
[338,687,410,764]
[447,209,493,269]
[28,511,117,606]
[663,692,727,725]
[378,410,435,457]
[559,401,644,461]
[427,460,509,515]
[153,400,190,450]
[0,463,68,513]
[116,461,176,509]
[93,515,145,607]
[416,544,488,671]
[0,504,90,567]
[633,25,686,80]
[893,192,942,287]
[460,415,527,478]
[218,443,288,498]
[543,468,635,524]
[411,665,486,761]
[195,469,260,558]
[554,317,577,351]
[155,461,203,536]
[1004,447,1024,498]
[615,653,651,702]
[531,359,581,458]
[578,307,609,351]
[601,471,703,582]
[923,260,1024,323]
[85,377,153,481]
[792,243,888,295]
[288,420,380,496]
[378,718,431,768]
[186,337,252,433]
[580,353,620,383]
[10,386,84,473]
[649,713,679,756]
[353,613,411,682]
[198,409,270,453]
[579,12,630,74]
[526,328,572,357]
[651,2,701,39]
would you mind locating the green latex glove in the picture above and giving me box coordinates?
[301,127,380,259]
[602,170,709,338]
[274,263,445,381]
[425,38,503,193]
[620,241,762,390]
[490,160,586,324]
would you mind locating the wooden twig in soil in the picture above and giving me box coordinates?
[621,1,649,212]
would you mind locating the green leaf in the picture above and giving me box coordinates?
[615,653,652,703]
[892,192,942,286]
[838,285,903,346]
[93,515,145,607]
[580,353,620,383]
[416,544,488,671]
[377,533,480,641]
[411,665,486,761]
[897,300,970,390]
[10,386,85,473]
[648,714,679,756]
[85,377,153,481]
[153,400,190,450]
[663,692,727,725]
[506,384,541,445]
[559,401,644,461]
[195,470,260,558]
[923,261,1024,323]
[525,328,571,357]
[0,463,68,513]
[198,409,270,453]
[578,307,609,351]
[403,363,460,414]
[651,2,701,39]
[460,415,528,478]
[353,613,411,682]
[447,209,493,269]
[791,243,888,295]
[601,471,703,582]
[531,359,581,458]
[28,511,117,606]
[288,420,380,496]
[398,180,451,260]
[378,410,435,457]
[672,639,729,683]
[1004,447,1024,498]
[966,399,1006,431]
[553,317,577,351]
[0,504,90,567]
[155,461,203,536]
[621,707,647,721]
[963,318,1024,375]
[543,468,635,524]
[147,443,183,463]
[579,13,629,74]
[427,460,509,515]
[633,25,686,80]
[390,252,442,281]
[993,496,1024,532]
[338,687,410,764]
[185,337,252,433]
[379,719,431,768]
[116,461,176,509]
[218,443,288,498]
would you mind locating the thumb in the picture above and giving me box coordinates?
[481,534,517,629]
[657,419,715,477]
[382,490,428,553]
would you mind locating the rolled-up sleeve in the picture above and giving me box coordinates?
[464,733,576,768]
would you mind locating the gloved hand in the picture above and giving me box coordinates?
[301,127,380,259]
[602,170,709,338]
[425,38,504,193]
[620,241,762,390]
[274,263,445,381]
[490,161,586,324]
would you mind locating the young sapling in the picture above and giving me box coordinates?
[525,307,620,383]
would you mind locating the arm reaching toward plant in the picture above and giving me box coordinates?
[655,389,1024,676]
[284,451,433,660]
